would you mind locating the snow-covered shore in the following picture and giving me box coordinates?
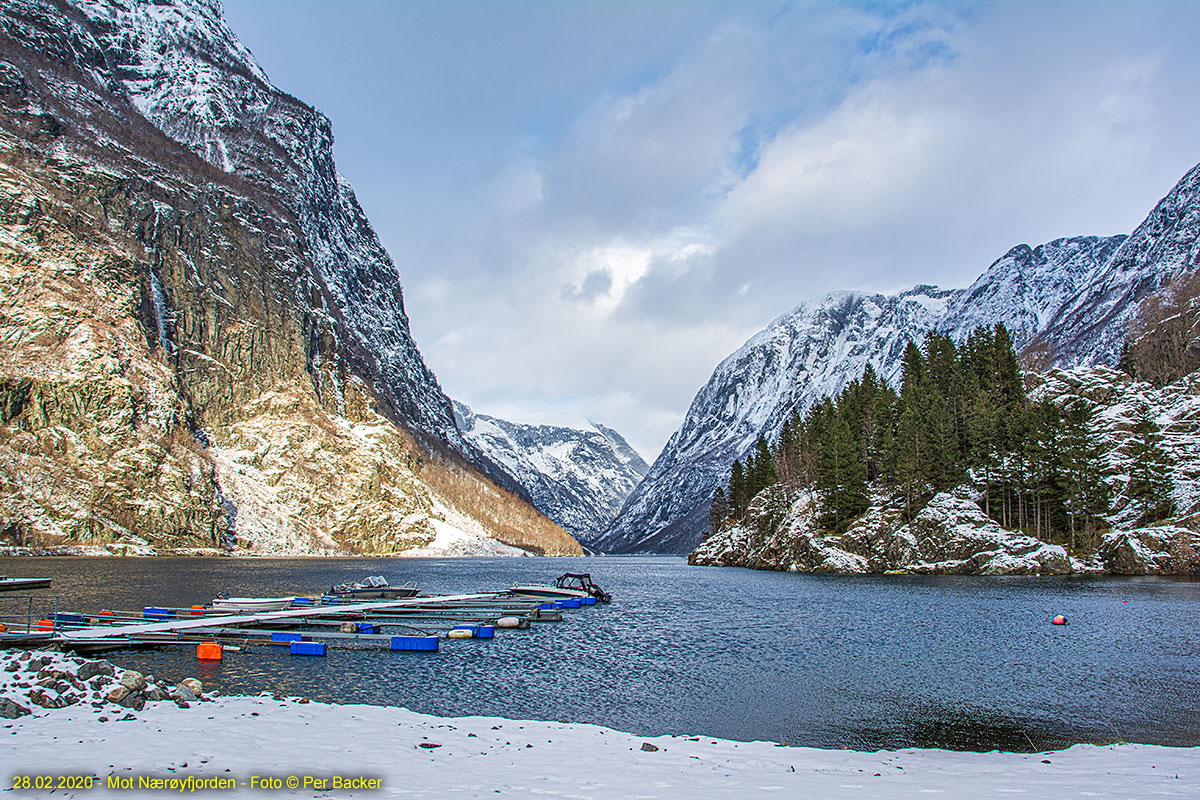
[1,651,1193,799]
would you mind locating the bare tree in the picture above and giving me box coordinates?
[1124,269,1200,386]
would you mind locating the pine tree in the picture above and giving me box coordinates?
[1126,406,1175,524]
[708,487,730,535]
[750,434,778,497]
[1057,402,1109,551]
[817,410,868,530]
[729,460,747,519]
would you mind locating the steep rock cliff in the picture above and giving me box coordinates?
[0,0,579,556]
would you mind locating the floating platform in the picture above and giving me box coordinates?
[1,581,608,657]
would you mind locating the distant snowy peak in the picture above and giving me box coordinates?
[600,161,1200,556]
[454,401,648,539]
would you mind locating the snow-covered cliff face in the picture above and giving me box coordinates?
[602,162,1200,555]
[64,0,462,446]
[454,402,648,540]
[0,0,579,556]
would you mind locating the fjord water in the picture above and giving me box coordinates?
[5,556,1198,751]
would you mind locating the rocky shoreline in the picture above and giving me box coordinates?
[690,487,1199,576]
[1,649,214,720]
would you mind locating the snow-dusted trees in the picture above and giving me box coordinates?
[712,324,1120,551]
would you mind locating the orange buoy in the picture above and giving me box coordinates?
[35,619,54,630]
[0,622,7,633]
[100,610,115,617]
[1052,615,1067,625]
[196,642,223,661]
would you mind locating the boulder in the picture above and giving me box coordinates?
[105,685,130,704]
[180,678,203,695]
[119,692,145,711]
[76,661,114,682]
[119,670,146,693]
[0,698,30,719]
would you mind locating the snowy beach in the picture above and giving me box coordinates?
[2,651,1194,799]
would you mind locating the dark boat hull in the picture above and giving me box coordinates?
[0,577,52,593]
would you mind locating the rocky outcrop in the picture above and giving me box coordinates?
[1028,367,1200,526]
[690,489,1073,575]
[1097,527,1199,575]
[691,366,1200,575]
[0,0,580,556]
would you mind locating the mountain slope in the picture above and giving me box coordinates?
[0,0,578,556]
[600,163,1200,555]
[454,402,648,540]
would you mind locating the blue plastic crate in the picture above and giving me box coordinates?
[357,622,379,633]
[289,641,326,656]
[540,602,555,610]
[291,597,313,606]
[391,635,439,651]
[143,607,175,618]
[582,597,596,605]
[562,598,582,608]
[474,625,495,639]
[271,632,304,642]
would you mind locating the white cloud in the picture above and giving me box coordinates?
[224,0,1200,463]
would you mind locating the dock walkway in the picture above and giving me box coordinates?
[57,593,504,643]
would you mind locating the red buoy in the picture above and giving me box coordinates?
[1052,615,1067,625]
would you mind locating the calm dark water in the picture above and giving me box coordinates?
[3,555,1198,751]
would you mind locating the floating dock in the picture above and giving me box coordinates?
[1,587,599,657]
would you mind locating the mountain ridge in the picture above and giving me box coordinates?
[454,401,648,540]
[598,162,1200,555]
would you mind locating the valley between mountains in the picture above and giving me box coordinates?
[0,0,1196,576]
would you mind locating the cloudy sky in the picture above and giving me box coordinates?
[222,0,1200,462]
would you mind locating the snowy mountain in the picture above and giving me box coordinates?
[0,0,578,556]
[454,402,648,540]
[63,0,462,448]
[600,162,1200,555]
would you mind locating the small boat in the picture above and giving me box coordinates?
[510,573,612,603]
[329,575,420,600]
[210,595,295,613]
[0,576,52,593]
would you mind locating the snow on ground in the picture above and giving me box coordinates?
[0,650,1193,799]
[406,498,531,558]
[4,693,1193,799]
